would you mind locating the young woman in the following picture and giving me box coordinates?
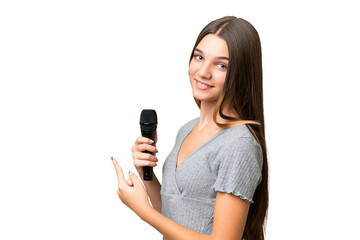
[112,16,269,240]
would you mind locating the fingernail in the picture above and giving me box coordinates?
[128,171,134,175]
[150,140,154,144]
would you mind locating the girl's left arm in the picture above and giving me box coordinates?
[112,159,249,240]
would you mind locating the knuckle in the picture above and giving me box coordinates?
[136,161,144,167]
[135,137,142,144]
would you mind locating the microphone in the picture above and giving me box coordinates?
[140,109,157,181]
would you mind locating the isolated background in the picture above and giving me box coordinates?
[1,0,359,239]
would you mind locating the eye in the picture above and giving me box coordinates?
[194,55,203,61]
[218,63,228,70]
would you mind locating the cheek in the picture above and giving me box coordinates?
[214,72,227,87]
[188,60,198,78]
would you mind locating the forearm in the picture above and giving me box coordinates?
[140,172,162,212]
[141,207,212,240]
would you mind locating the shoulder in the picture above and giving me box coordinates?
[214,124,263,168]
[220,124,261,149]
[211,125,263,202]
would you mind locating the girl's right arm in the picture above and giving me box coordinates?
[131,136,162,213]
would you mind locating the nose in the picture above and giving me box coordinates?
[197,62,212,80]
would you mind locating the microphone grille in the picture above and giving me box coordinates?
[140,109,157,124]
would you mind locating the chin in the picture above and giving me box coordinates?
[192,94,219,104]
[192,86,221,103]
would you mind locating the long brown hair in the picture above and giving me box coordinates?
[189,16,268,240]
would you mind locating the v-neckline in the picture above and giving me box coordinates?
[175,121,226,170]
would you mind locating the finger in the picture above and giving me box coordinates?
[126,171,134,186]
[135,143,158,154]
[135,137,154,145]
[134,159,158,168]
[112,158,125,187]
[132,152,158,162]
[129,172,142,188]
[126,177,134,187]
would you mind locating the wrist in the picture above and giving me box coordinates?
[138,204,157,222]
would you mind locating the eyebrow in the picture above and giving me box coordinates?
[194,48,229,61]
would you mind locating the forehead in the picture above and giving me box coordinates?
[196,34,229,58]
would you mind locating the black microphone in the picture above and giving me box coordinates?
[140,109,157,181]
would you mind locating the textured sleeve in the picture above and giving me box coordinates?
[211,138,263,203]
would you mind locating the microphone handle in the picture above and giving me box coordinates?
[141,129,156,181]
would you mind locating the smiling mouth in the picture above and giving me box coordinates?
[195,80,214,89]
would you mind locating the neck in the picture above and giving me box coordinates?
[198,101,218,130]
[198,100,237,130]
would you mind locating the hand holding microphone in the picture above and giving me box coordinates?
[131,109,158,181]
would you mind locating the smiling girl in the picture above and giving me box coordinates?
[112,16,268,240]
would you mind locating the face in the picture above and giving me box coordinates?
[189,34,229,105]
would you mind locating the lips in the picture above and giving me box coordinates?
[195,80,213,90]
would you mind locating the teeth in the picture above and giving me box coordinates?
[198,81,211,87]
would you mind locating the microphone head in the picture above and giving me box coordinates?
[140,109,157,125]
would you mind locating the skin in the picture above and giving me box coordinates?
[113,34,250,240]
